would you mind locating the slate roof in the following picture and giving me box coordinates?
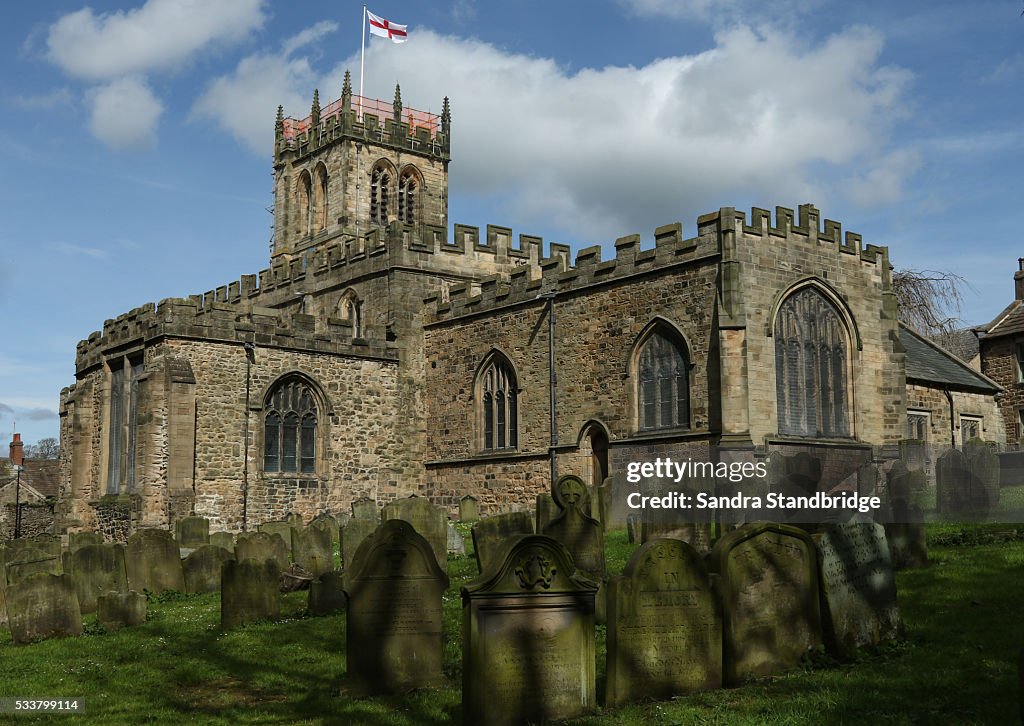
[982,299,1024,340]
[935,328,980,364]
[900,324,1001,394]
[0,458,60,498]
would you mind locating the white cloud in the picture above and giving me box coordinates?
[844,149,922,208]
[46,0,266,81]
[281,20,338,58]
[197,24,913,239]
[618,0,822,24]
[55,243,110,260]
[8,88,73,110]
[87,77,164,150]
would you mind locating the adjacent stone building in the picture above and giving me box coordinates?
[980,259,1024,444]
[55,80,1006,536]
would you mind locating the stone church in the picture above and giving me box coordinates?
[56,78,1004,538]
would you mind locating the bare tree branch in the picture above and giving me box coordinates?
[892,268,969,344]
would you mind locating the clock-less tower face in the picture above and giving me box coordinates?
[270,75,451,261]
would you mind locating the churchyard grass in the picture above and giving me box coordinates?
[0,524,1020,724]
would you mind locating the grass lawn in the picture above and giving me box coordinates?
[0,523,1021,725]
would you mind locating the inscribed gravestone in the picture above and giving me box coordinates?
[936,447,970,514]
[97,590,147,632]
[175,516,210,548]
[462,534,597,726]
[335,511,351,529]
[341,519,377,570]
[210,532,235,551]
[459,494,480,523]
[7,534,60,560]
[607,538,721,706]
[382,495,448,572]
[344,519,449,693]
[542,475,605,580]
[68,543,128,614]
[286,512,303,529]
[817,523,903,657]
[535,493,559,533]
[710,522,822,684]
[885,501,928,569]
[640,521,712,553]
[447,522,465,556]
[183,545,236,594]
[235,532,289,571]
[259,521,295,554]
[5,548,61,587]
[309,513,339,547]
[351,497,378,521]
[221,558,281,629]
[308,571,346,616]
[7,573,83,645]
[125,529,185,594]
[965,441,1000,513]
[626,514,641,544]
[471,511,534,575]
[69,531,104,551]
[292,525,333,577]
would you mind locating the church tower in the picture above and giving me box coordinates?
[271,71,451,260]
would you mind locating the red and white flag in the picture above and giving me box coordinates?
[367,10,407,43]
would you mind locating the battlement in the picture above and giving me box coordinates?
[276,77,450,164]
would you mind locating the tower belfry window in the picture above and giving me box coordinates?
[398,170,417,224]
[371,166,391,226]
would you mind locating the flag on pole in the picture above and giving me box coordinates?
[367,10,408,43]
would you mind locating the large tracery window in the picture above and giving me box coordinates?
[479,355,518,451]
[637,328,690,431]
[398,170,417,224]
[774,286,851,438]
[264,379,318,474]
[370,165,391,226]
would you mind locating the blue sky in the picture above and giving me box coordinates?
[0,0,1021,448]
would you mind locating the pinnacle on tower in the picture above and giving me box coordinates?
[275,104,284,132]
[393,83,403,122]
[441,96,451,136]
[342,70,352,111]
[311,88,321,127]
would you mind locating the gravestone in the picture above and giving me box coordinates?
[459,494,480,523]
[221,558,281,629]
[447,522,466,556]
[6,534,61,560]
[382,495,448,571]
[351,497,378,521]
[210,532,235,551]
[259,520,294,553]
[344,519,449,694]
[286,512,303,529]
[816,523,903,657]
[5,548,62,587]
[97,590,147,632]
[308,571,346,616]
[69,531,104,551]
[542,475,605,580]
[335,511,351,529]
[886,461,926,505]
[710,522,822,684]
[640,521,712,553]
[936,447,970,514]
[292,525,333,577]
[125,529,185,594]
[68,543,128,614]
[607,538,721,706]
[7,573,83,645]
[767,451,822,498]
[535,493,559,533]
[965,440,1000,512]
[471,511,534,575]
[626,514,641,544]
[341,519,378,571]
[462,534,598,725]
[885,501,929,569]
[309,513,340,547]
[175,516,210,548]
[235,532,289,571]
[183,545,236,594]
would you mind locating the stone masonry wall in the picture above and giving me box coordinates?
[981,335,1023,443]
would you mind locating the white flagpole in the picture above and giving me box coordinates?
[358,3,366,121]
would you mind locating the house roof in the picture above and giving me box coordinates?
[981,299,1024,340]
[900,324,1001,394]
[0,458,60,498]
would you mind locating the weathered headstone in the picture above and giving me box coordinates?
[125,529,185,594]
[535,493,560,533]
[7,573,83,645]
[308,571,346,616]
[5,548,61,587]
[97,590,147,632]
[221,558,281,629]
[447,522,466,556]
[235,532,289,571]
[351,497,378,521]
[936,447,970,514]
[335,511,351,529]
[6,534,61,560]
[210,532,235,551]
[183,545,236,594]
[344,519,449,693]
[68,543,128,614]
[710,522,822,684]
[885,501,929,569]
[258,520,294,554]
[542,475,605,580]
[471,511,534,575]
[341,518,377,571]
[640,521,712,553]
[767,451,822,498]
[626,514,641,544]
[175,516,211,548]
[459,494,480,523]
[309,513,340,547]
[886,460,925,505]
[607,538,722,706]
[69,531,104,551]
[965,440,1000,512]
[292,525,333,577]
[816,523,903,657]
[382,495,448,571]
[286,512,303,529]
[462,534,598,725]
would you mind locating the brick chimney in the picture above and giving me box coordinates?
[1015,258,1024,301]
[9,433,23,467]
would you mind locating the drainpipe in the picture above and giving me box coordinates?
[538,292,558,486]
[243,342,255,532]
[943,388,956,448]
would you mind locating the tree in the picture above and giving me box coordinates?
[891,268,968,344]
[25,437,60,460]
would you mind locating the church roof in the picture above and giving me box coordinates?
[900,324,1001,394]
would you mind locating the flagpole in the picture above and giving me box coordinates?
[358,3,366,121]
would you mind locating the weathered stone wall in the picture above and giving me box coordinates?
[980,335,1022,443]
[0,503,54,541]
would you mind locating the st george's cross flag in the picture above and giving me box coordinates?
[367,10,407,43]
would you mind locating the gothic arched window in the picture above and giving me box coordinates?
[774,286,851,438]
[398,169,417,224]
[314,163,329,231]
[370,164,391,226]
[297,170,313,237]
[479,354,518,451]
[338,290,362,339]
[264,378,318,473]
[636,327,690,431]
